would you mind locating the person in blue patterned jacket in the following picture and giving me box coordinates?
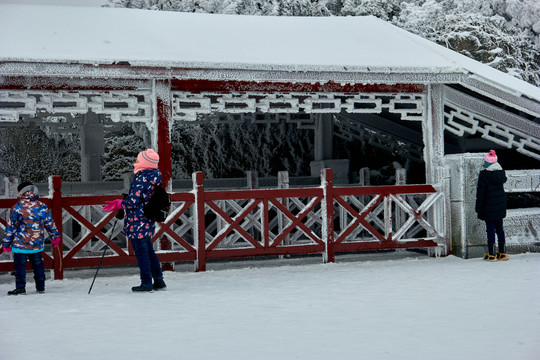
[2,182,61,295]
[103,149,166,292]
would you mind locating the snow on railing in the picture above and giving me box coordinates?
[0,170,448,279]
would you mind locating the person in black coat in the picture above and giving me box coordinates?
[475,150,508,261]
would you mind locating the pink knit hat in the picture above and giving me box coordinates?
[134,149,159,173]
[484,150,497,164]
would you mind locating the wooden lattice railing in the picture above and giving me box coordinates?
[0,170,448,279]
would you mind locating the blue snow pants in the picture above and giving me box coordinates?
[13,252,45,291]
[485,219,505,255]
[129,236,163,286]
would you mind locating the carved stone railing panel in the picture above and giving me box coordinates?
[444,102,540,161]
[172,92,426,123]
[505,170,540,193]
[0,90,153,124]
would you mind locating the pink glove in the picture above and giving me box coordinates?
[103,199,123,212]
[2,246,11,253]
[52,237,61,248]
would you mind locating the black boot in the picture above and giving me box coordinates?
[132,284,153,292]
[8,288,26,296]
[153,279,167,291]
[36,281,45,294]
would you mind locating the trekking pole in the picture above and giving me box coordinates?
[88,218,119,294]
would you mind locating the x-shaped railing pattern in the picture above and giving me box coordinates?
[153,198,195,253]
[203,191,325,253]
[0,174,447,277]
[333,185,444,250]
[390,192,444,242]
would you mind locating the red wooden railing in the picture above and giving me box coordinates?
[0,169,447,279]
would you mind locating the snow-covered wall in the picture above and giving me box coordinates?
[445,153,540,258]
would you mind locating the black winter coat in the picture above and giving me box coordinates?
[475,164,507,221]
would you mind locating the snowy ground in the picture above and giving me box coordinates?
[0,252,539,360]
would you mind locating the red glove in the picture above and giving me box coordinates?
[2,246,11,253]
[52,237,61,248]
[103,199,123,212]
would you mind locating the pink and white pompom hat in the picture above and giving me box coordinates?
[137,149,159,169]
[484,150,497,167]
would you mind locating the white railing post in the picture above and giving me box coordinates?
[321,168,335,263]
[278,171,290,249]
[4,176,19,198]
[193,172,206,272]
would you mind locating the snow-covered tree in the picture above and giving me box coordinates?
[102,125,146,181]
[0,126,80,182]
[341,0,401,21]
[171,121,313,179]
[505,0,540,48]
[394,0,540,85]
[104,0,339,16]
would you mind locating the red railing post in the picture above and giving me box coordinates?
[50,175,63,280]
[193,172,206,272]
[321,168,335,263]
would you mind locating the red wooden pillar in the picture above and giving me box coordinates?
[51,176,64,280]
[156,80,174,271]
[321,168,335,263]
[193,172,206,272]
[156,80,173,187]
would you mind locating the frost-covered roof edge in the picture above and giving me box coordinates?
[3,60,538,117]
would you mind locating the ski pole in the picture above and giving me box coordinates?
[88,218,118,294]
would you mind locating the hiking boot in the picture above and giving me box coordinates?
[37,289,45,294]
[153,279,167,291]
[483,253,497,262]
[496,253,509,261]
[8,288,26,296]
[132,284,154,292]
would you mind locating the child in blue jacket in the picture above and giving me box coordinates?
[2,182,61,295]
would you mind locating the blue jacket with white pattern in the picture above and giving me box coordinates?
[121,169,162,240]
[2,191,60,253]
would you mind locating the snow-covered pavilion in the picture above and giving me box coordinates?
[1,4,539,257]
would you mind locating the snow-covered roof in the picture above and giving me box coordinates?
[1,4,540,106]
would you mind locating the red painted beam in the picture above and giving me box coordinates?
[0,263,14,272]
[335,240,438,253]
[0,76,141,91]
[0,198,17,209]
[205,244,325,259]
[333,184,436,196]
[60,252,196,269]
[204,187,322,201]
[171,79,425,93]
